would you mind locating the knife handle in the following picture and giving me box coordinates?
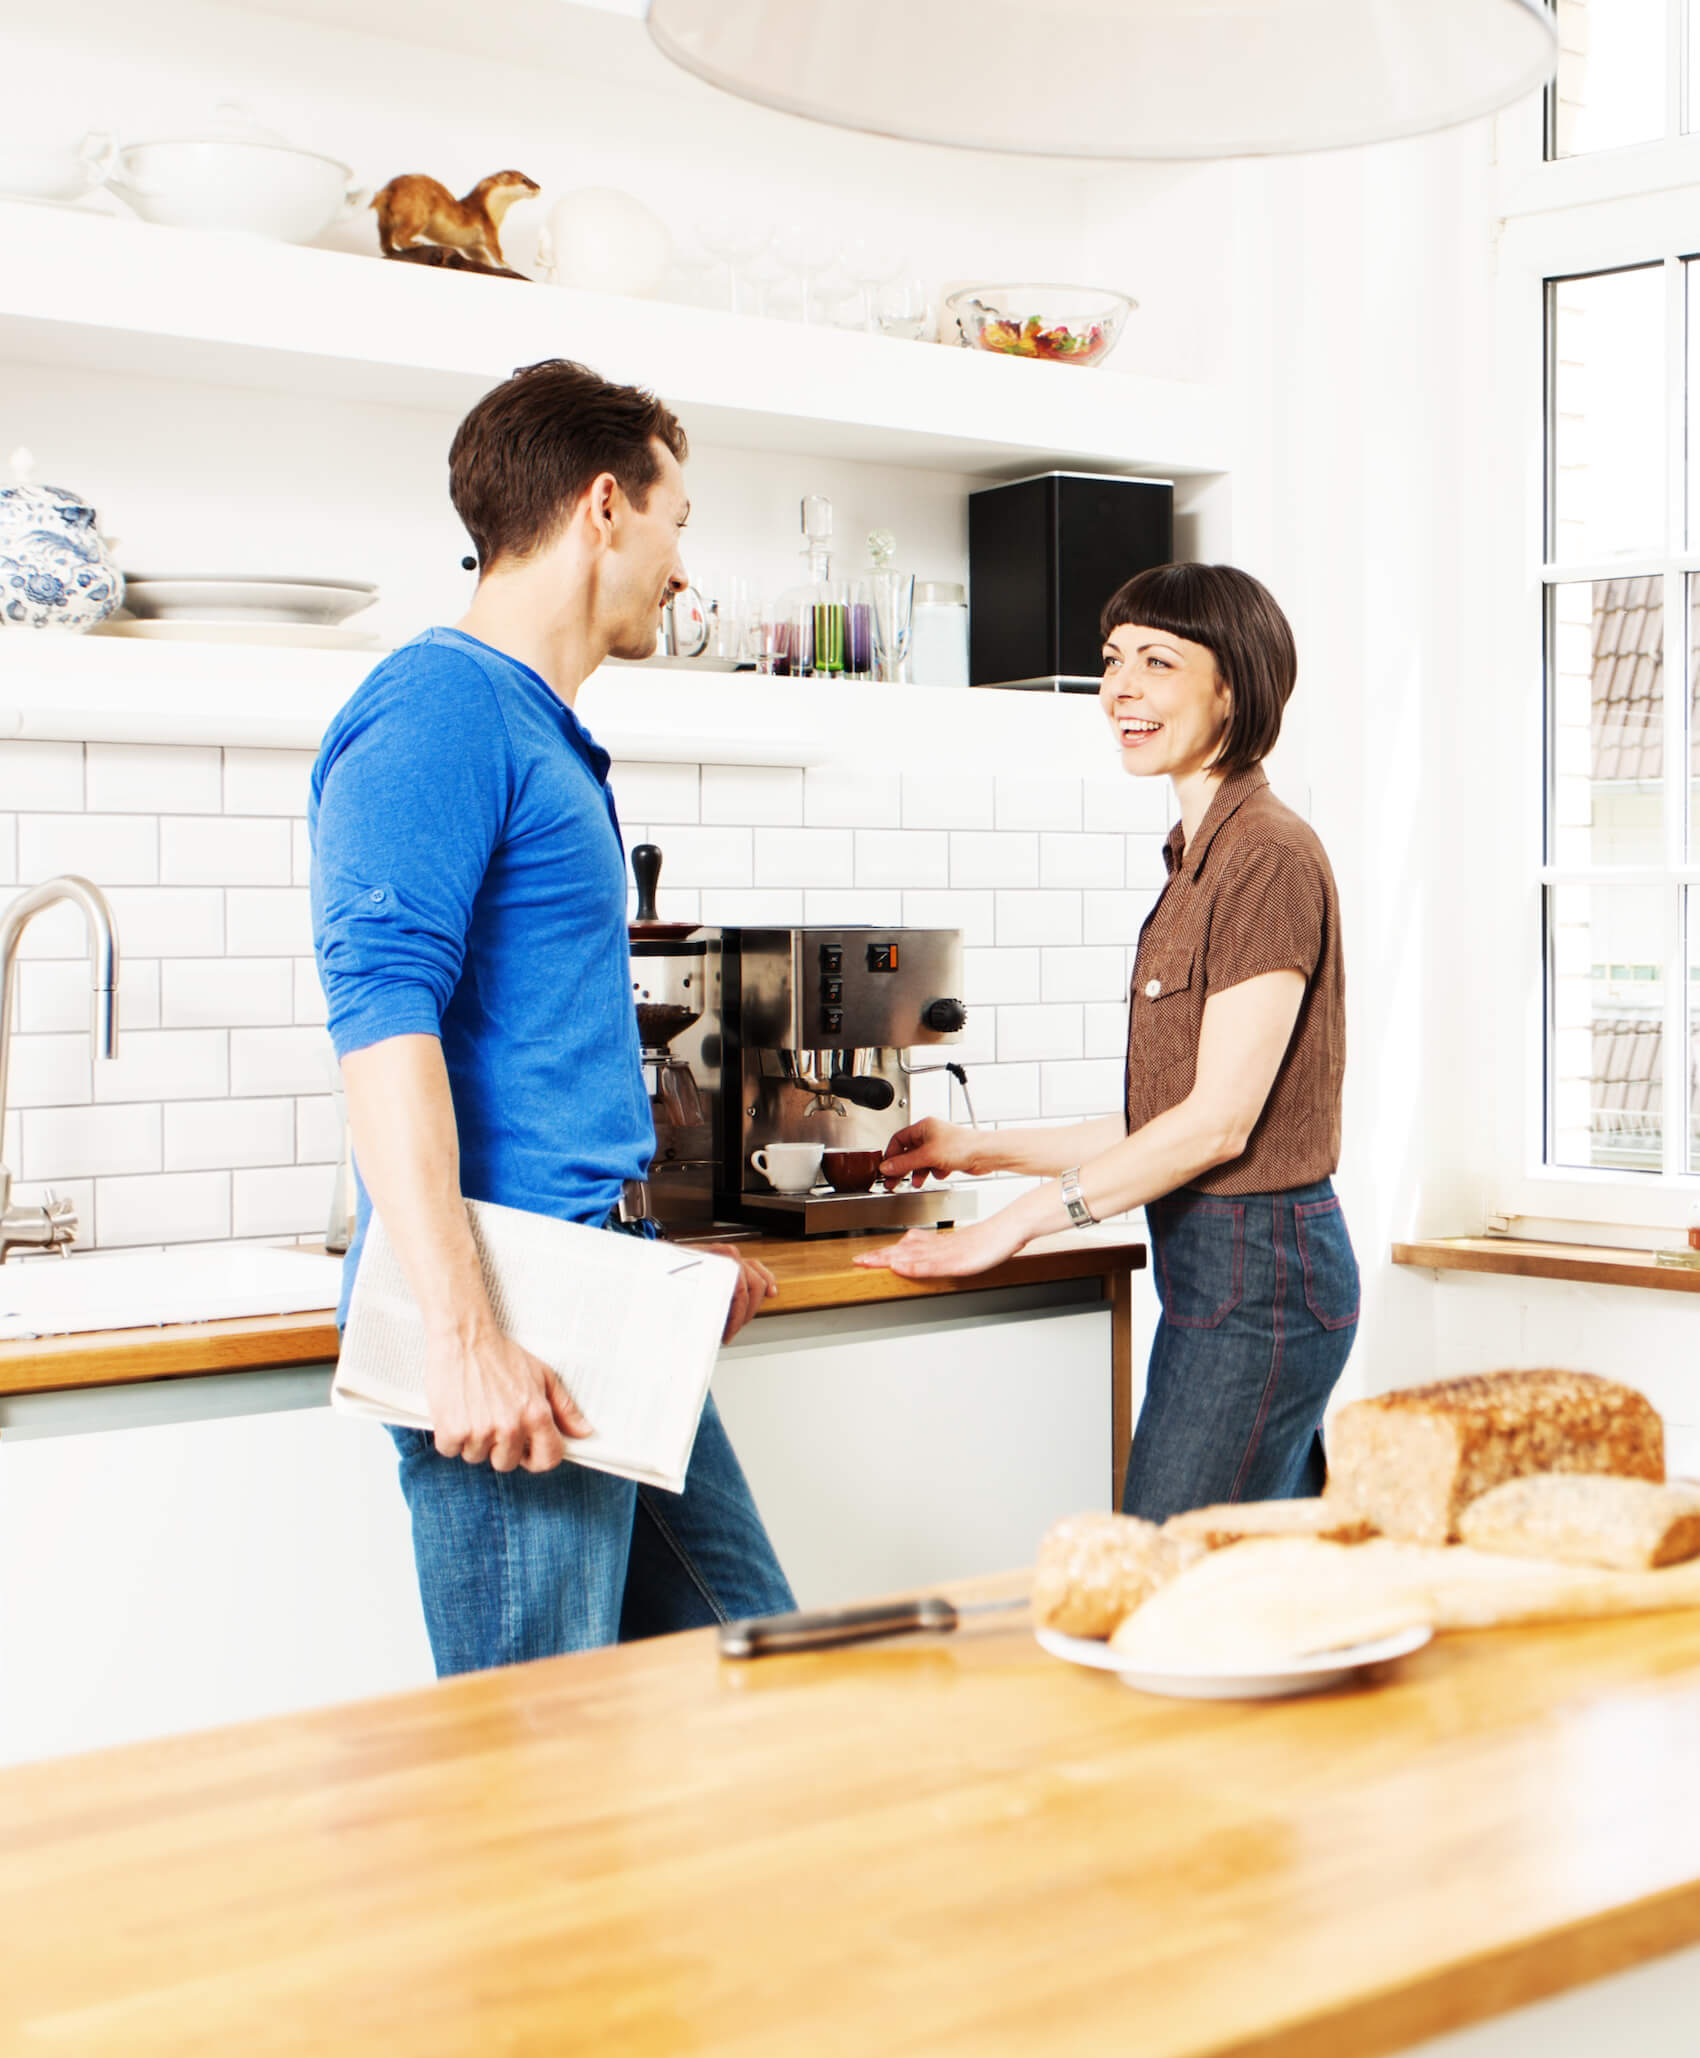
[718,1596,960,1659]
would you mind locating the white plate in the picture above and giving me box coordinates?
[1034,1622,1433,1700]
[90,618,382,652]
[120,576,378,626]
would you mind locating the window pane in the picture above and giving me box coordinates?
[1689,887,1700,1171]
[1550,578,1665,866]
[1550,267,1666,564]
[1549,883,1666,1172]
[1688,259,1700,547]
[1553,0,1666,156]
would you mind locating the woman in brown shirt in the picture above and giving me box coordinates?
[862,563,1357,1519]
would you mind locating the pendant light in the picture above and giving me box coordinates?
[645,0,1557,160]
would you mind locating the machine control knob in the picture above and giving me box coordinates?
[822,1008,843,1036]
[924,998,968,1033]
[819,945,843,973]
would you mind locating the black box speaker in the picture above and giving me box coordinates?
[968,473,1173,693]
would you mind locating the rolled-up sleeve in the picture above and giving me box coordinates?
[310,661,512,1060]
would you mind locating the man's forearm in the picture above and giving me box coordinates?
[977,1113,1127,1178]
[340,1034,494,1340]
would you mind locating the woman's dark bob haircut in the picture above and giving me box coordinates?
[1100,562,1297,779]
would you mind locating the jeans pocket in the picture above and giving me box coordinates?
[1295,1197,1359,1331]
[1153,1196,1245,1329]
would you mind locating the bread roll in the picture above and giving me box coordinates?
[1164,1499,1377,1552]
[1031,1512,1199,1638]
[1456,1473,1700,1571]
[1326,1370,1663,1546]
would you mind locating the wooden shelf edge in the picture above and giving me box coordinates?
[1392,1236,1700,1295]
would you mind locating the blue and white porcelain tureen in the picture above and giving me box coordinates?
[0,448,124,631]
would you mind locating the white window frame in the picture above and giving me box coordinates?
[1488,50,1700,1236]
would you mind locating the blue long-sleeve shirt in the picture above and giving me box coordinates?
[309,626,653,1320]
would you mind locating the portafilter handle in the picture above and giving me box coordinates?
[829,1072,896,1111]
[632,843,662,924]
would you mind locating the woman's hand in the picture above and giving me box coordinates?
[852,1212,1027,1280]
[879,1116,987,1186]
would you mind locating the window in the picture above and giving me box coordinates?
[1546,0,1690,158]
[1542,256,1692,1179]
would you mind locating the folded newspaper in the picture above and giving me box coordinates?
[333,1199,740,1492]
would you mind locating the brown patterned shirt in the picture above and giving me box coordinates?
[1125,764,1344,1196]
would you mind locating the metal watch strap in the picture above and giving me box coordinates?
[1060,1166,1096,1229]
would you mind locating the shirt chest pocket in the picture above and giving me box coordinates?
[1135,947,1195,1011]
[1130,947,1198,1069]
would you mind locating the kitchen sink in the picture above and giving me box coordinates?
[0,1245,346,1340]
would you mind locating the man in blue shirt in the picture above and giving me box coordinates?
[310,358,794,1672]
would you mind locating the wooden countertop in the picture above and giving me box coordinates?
[0,1228,1145,1400]
[1394,1235,1700,1295]
[3,1571,1699,2057]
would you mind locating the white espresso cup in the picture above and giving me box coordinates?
[750,1143,824,1194]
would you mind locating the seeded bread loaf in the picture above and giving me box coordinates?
[1031,1512,1201,1639]
[1163,1499,1378,1552]
[1456,1472,1700,1571]
[1326,1369,1664,1545]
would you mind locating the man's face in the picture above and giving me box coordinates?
[600,442,690,661]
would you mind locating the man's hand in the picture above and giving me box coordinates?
[424,1321,593,1473]
[852,1213,1026,1280]
[879,1117,984,1186]
[723,1251,779,1342]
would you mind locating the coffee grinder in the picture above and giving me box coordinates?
[629,845,719,1226]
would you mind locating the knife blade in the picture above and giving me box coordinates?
[718,1594,1028,1659]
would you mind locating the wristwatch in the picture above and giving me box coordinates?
[1060,1167,1097,1229]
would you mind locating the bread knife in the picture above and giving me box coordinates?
[718,1595,1027,1659]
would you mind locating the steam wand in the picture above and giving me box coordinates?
[897,1054,979,1129]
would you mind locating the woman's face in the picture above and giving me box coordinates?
[1099,621,1232,780]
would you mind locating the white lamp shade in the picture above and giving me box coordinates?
[646,0,1557,160]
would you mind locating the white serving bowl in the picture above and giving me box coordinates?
[105,139,358,243]
[0,134,114,203]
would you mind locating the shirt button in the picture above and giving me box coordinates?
[370,888,387,904]
[1144,978,1162,999]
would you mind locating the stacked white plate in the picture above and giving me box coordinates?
[96,574,382,650]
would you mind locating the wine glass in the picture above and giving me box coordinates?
[698,216,771,316]
[875,274,930,342]
[839,234,903,334]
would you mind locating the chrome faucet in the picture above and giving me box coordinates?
[0,876,119,1259]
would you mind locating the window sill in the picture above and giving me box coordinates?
[1391,1237,1700,1296]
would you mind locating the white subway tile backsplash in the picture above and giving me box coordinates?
[230,1027,336,1098]
[702,765,803,826]
[165,1098,296,1172]
[609,761,700,825]
[627,882,700,925]
[94,1029,229,1104]
[900,890,995,947]
[698,889,805,925]
[19,813,157,886]
[803,769,901,828]
[645,824,752,888]
[233,1162,336,1239]
[88,743,221,815]
[998,1003,1084,1063]
[8,1035,91,1108]
[942,1010,997,1066]
[292,818,311,885]
[162,959,294,1029]
[803,890,902,926]
[856,830,949,890]
[0,742,81,811]
[295,1095,342,1165]
[226,888,312,957]
[1041,946,1128,1003]
[224,748,316,817]
[995,891,1082,948]
[900,775,994,830]
[994,778,1081,832]
[1039,833,1124,890]
[963,947,1040,1006]
[753,828,854,888]
[949,832,1038,889]
[21,1103,160,1182]
[1083,776,1174,834]
[1082,889,1160,946]
[1084,1000,1129,1058]
[1040,1058,1127,1116]
[161,817,291,887]
[959,1062,1040,1121]
[96,1170,230,1247]
[294,959,329,1025]
[104,888,225,959]
[18,957,159,1033]
[1125,835,1171,888]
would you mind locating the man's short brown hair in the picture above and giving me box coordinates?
[1099,562,1297,777]
[448,358,688,572]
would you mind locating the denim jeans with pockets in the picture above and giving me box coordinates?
[1120,1177,1359,1522]
[386,1218,794,1675]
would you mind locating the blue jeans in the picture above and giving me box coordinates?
[1121,1178,1359,1523]
[386,1223,794,1676]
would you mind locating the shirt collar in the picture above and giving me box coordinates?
[1164,763,1270,881]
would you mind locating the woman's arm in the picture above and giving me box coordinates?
[880,1111,1126,1183]
[858,970,1306,1277]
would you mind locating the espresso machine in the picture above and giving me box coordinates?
[630,847,975,1236]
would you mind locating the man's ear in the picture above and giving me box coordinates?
[585,471,619,546]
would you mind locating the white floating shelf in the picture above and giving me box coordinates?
[0,634,1125,777]
[0,203,1229,480]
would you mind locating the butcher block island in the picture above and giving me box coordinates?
[1,1572,1698,2058]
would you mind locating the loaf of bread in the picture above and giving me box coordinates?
[1456,1472,1700,1571]
[1163,1499,1378,1552]
[1031,1512,1200,1638]
[1326,1370,1664,1545]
